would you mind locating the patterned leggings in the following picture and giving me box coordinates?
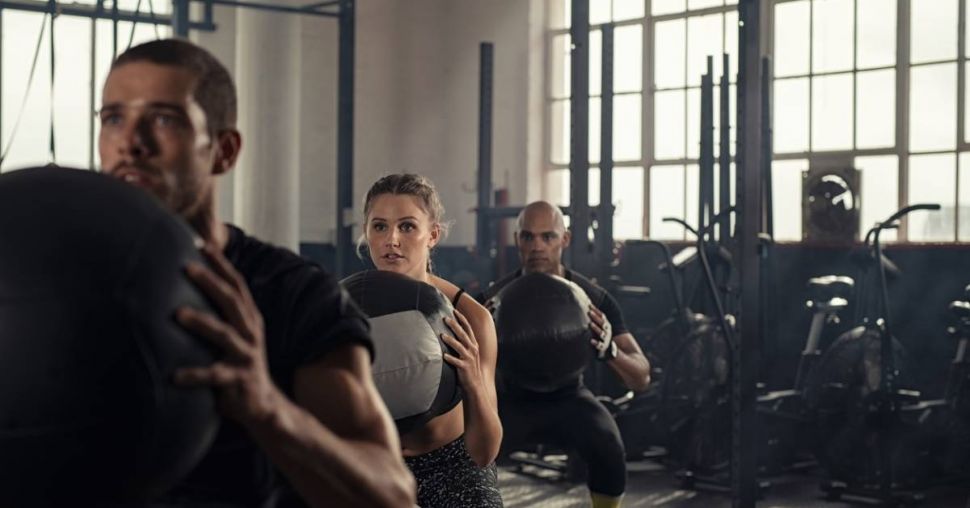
[404,436,504,508]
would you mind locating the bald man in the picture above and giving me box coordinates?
[478,201,651,508]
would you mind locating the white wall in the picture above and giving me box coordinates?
[195,0,545,248]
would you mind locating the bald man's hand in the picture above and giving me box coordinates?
[588,305,617,360]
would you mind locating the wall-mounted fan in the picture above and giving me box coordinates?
[802,166,861,243]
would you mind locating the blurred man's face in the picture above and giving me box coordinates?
[98,61,217,219]
[515,207,570,275]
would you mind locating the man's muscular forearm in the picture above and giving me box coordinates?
[606,333,652,392]
[246,389,415,508]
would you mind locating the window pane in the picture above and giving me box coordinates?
[908,153,956,242]
[654,90,686,160]
[591,0,612,25]
[94,19,118,169]
[614,25,642,93]
[551,100,570,164]
[774,0,810,77]
[2,11,52,170]
[650,165,686,239]
[551,168,605,206]
[911,0,958,63]
[855,155,898,241]
[590,167,601,206]
[689,0,722,10]
[965,62,970,144]
[53,17,93,169]
[591,30,602,96]
[590,97,602,163]
[550,0,570,29]
[654,19,686,89]
[614,94,642,160]
[725,11,739,83]
[856,69,895,149]
[613,0,645,21]
[687,14,723,87]
[772,159,808,241]
[551,34,571,97]
[684,163,699,229]
[652,0,686,16]
[687,88,700,159]
[812,73,853,151]
[548,168,570,206]
[960,153,970,241]
[857,0,896,68]
[910,63,957,152]
[774,78,810,153]
[813,0,854,73]
[613,167,645,239]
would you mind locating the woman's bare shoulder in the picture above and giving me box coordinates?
[429,275,491,322]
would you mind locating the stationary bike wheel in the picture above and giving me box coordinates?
[651,313,731,473]
[803,326,932,486]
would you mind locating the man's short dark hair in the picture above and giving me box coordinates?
[112,38,237,134]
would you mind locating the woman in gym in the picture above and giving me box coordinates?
[359,173,503,507]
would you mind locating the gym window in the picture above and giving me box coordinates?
[546,0,970,243]
[0,1,169,172]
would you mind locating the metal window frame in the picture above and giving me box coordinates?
[651,3,737,240]
[0,0,358,271]
[545,0,970,244]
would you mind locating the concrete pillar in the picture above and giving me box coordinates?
[232,3,301,251]
[190,4,237,225]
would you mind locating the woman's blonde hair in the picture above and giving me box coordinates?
[357,173,450,272]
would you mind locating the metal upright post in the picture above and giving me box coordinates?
[733,0,767,506]
[569,0,591,275]
[335,0,356,277]
[700,57,715,235]
[719,54,731,243]
[477,42,495,283]
[598,24,614,281]
[171,0,190,37]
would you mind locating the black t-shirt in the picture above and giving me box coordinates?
[160,224,373,507]
[479,268,628,336]
[478,268,628,396]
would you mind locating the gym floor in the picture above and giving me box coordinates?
[496,460,970,507]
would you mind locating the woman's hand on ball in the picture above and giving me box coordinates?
[173,243,284,424]
[441,310,484,393]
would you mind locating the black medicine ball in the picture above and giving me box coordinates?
[0,166,219,506]
[341,270,462,435]
[492,272,593,393]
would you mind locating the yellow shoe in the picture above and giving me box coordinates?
[590,492,622,508]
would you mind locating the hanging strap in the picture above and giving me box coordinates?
[48,0,56,163]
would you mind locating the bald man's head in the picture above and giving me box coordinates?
[515,201,570,275]
[516,201,566,234]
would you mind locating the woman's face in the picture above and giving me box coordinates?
[365,193,440,281]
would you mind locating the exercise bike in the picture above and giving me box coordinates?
[802,204,941,504]
[756,274,854,475]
